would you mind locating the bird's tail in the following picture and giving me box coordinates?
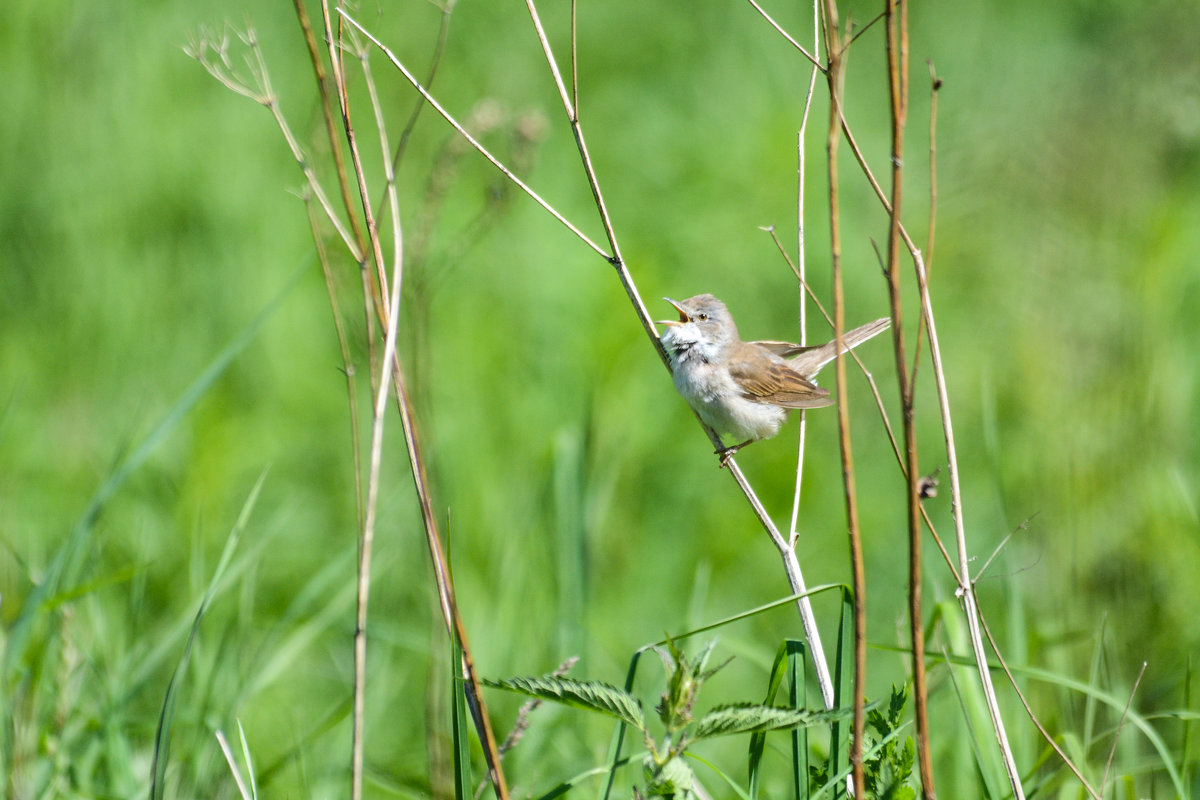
[762,317,891,376]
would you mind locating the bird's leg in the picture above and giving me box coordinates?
[716,438,754,468]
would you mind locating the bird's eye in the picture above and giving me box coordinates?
[697,313,708,321]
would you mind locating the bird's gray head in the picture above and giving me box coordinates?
[657,294,739,364]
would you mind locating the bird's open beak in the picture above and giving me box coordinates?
[656,297,689,327]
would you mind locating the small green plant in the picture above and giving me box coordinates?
[809,683,916,799]
[488,639,850,799]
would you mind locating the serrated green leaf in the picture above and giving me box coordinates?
[644,754,695,798]
[693,704,849,740]
[485,675,645,730]
[888,684,909,727]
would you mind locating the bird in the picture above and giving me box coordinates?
[657,293,889,462]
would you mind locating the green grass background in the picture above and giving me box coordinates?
[2,0,1199,796]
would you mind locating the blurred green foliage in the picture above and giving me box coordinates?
[2,0,1199,796]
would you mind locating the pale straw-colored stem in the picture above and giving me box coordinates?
[339,11,608,262]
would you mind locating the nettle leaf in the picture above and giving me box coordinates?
[692,704,849,740]
[486,675,645,730]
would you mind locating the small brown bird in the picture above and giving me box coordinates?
[658,294,889,460]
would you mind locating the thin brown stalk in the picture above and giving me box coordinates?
[925,61,939,276]
[1102,662,1147,797]
[894,144,1026,796]
[570,0,579,112]
[360,38,511,800]
[340,9,609,261]
[821,4,866,794]
[743,0,826,72]
[290,0,372,536]
[386,361,510,798]
[883,1,935,795]
[326,29,387,800]
[291,0,369,260]
[199,9,511,797]
[367,32,511,799]
[186,27,361,262]
[391,0,458,172]
[910,61,940,388]
[521,0,667,355]
[978,613,1102,799]
[331,39,392,313]
[304,194,364,533]
[353,209,403,800]
[774,1,837,712]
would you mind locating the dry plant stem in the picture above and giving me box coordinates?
[292,0,369,259]
[200,27,360,261]
[292,0,379,415]
[882,1,936,795]
[521,0,664,355]
[336,42,393,311]
[353,224,404,800]
[338,11,609,260]
[305,195,365,532]
[570,0,579,109]
[369,41,512,799]
[786,0,822,548]
[978,614,1101,799]
[814,109,963,586]
[910,63,940,385]
[902,201,1025,795]
[215,729,253,798]
[744,0,825,71]
[391,1,457,172]
[386,364,510,800]
[1102,661,1146,796]
[332,30,390,800]
[319,2,389,330]
[820,5,866,794]
[914,249,1025,794]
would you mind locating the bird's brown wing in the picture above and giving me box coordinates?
[751,340,807,357]
[730,347,833,409]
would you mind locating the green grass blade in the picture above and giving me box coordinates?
[791,641,809,800]
[598,648,648,800]
[530,757,632,800]
[687,751,753,800]
[451,636,473,800]
[1181,657,1194,793]
[941,643,1005,799]
[237,719,259,800]
[749,639,797,799]
[828,587,854,799]
[149,471,268,800]
[1082,615,1109,770]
